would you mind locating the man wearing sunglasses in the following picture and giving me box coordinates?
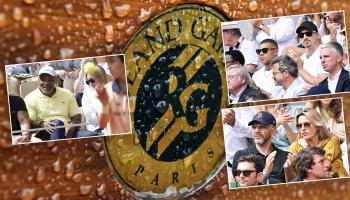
[222,22,258,74]
[291,21,327,86]
[232,111,288,185]
[252,39,279,96]
[291,146,330,182]
[234,154,264,187]
[271,55,308,99]
[305,42,350,95]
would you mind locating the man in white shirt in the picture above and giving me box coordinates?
[291,21,328,86]
[252,39,279,96]
[306,42,350,95]
[222,22,259,73]
[271,55,308,99]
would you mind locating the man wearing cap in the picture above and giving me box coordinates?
[232,111,288,184]
[24,65,97,141]
[305,42,350,95]
[222,22,259,73]
[289,21,328,86]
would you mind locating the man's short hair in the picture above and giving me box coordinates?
[237,154,264,173]
[226,64,252,85]
[225,50,245,66]
[260,39,279,49]
[223,29,242,37]
[271,55,299,78]
[294,146,326,179]
[320,42,344,57]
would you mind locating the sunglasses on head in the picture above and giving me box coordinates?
[234,170,256,177]
[86,78,96,85]
[255,48,276,55]
[297,31,314,38]
[296,122,311,129]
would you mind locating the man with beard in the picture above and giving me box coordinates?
[252,39,279,96]
[291,146,330,182]
[25,65,97,141]
[232,111,288,184]
[271,55,308,98]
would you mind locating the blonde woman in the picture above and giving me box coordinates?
[288,109,347,177]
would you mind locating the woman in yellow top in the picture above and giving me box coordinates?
[288,108,347,177]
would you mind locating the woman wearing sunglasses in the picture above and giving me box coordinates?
[81,63,108,134]
[288,108,347,177]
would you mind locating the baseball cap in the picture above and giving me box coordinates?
[248,111,276,127]
[38,65,56,77]
[296,21,318,33]
[222,21,239,30]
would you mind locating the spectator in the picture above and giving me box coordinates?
[225,50,245,67]
[234,154,264,187]
[9,95,32,144]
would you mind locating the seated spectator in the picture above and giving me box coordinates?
[252,39,279,96]
[234,154,264,187]
[271,55,308,98]
[322,11,346,44]
[305,42,350,95]
[226,64,259,103]
[97,55,131,135]
[291,146,330,182]
[9,95,32,144]
[24,66,98,141]
[82,64,108,134]
[225,49,245,67]
[288,109,347,177]
[232,111,288,184]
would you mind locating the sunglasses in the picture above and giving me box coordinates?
[297,31,314,38]
[86,78,96,85]
[296,122,311,129]
[234,170,256,177]
[256,48,276,55]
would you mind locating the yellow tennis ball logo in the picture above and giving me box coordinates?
[83,62,96,74]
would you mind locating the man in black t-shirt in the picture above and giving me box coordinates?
[9,95,31,143]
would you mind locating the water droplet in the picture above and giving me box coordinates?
[276,8,283,16]
[64,3,74,16]
[156,101,168,113]
[57,25,64,35]
[80,185,92,195]
[139,8,151,22]
[291,0,300,11]
[96,183,106,196]
[125,26,135,36]
[72,173,82,183]
[53,159,60,172]
[105,25,114,43]
[88,3,97,10]
[65,160,74,178]
[153,84,161,98]
[0,13,6,28]
[221,3,229,14]
[43,49,52,60]
[13,7,23,21]
[51,145,59,154]
[35,167,45,182]
[22,17,29,28]
[102,0,113,19]
[32,28,42,46]
[105,43,114,52]
[116,21,126,30]
[60,48,74,59]
[23,0,36,4]
[91,141,102,151]
[114,4,130,18]
[20,188,35,200]
[248,0,258,11]
[99,150,104,157]
[321,1,328,11]
[51,193,60,200]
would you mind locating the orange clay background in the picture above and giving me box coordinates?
[1,0,350,199]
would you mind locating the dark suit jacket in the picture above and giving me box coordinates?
[229,85,258,103]
[305,68,350,96]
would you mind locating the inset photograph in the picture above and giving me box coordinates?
[6,54,132,145]
[222,11,349,104]
[222,97,348,188]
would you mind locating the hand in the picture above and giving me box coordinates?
[287,50,304,71]
[264,151,277,176]
[283,153,297,169]
[41,121,56,133]
[252,20,263,30]
[276,110,293,126]
[222,109,235,127]
[16,134,31,143]
[96,84,109,105]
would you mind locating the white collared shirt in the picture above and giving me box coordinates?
[229,85,247,103]
[252,67,275,94]
[272,78,307,99]
[327,68,342,93]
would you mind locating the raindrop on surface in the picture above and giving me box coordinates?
[139,8,151,22]
[105,43,114,52]
[156,101,168,114]
[80,185,92,195]
[58,26,64,35]
[248,0,258,12]
[32,28,42,46]
[153,84,162,98]
[51,193,60,200]
[65,160,74,178]
[102,0,113,19]
[23,0,35,4]
[60,48,74,59]
[53,159,60,172]
[96,183,106,196]
[72,173,83,183]
[321,1,328,11]
[13,7,23,21]
[115,4,130,18]
[51,146,59,154]
[91,141,102,151]
[20,188,35,200]
[35,167,45,182]
[105,25,114,43]
[0,13,6,28]
[116,21,126,30]
[43,49,52,60]
[291,0,301,11]
[88,3,97,10]
[64,3,74,16]
[22,17,29,28]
